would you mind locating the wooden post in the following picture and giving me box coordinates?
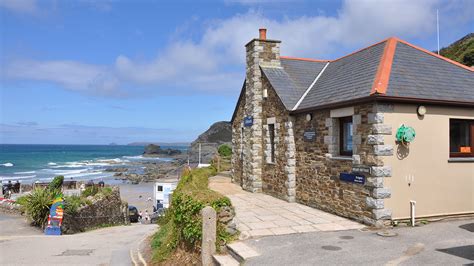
[201,206,216,266]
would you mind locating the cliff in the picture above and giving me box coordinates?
[439,33,474,67]
[189,121,232,164]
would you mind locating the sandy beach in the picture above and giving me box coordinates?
[118,182,156,214]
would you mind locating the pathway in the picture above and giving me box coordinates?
[209,174,364,239]
[0,213,157,265]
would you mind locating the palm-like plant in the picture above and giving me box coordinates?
[22,188,61,228]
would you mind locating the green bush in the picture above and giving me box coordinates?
[63,195,91,215]
[82,186,99,197]
[48,176,64,191]
[82,186,112,198]
[151,166,234,263]
[217,144,232,158]
[18,188,62,227]
[100,187,113,196]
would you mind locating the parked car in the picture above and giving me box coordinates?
[128,205,139,223]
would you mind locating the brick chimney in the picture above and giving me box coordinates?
[241,29,281,192]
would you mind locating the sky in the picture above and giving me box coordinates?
[0,0,473,145]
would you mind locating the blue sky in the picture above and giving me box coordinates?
[1,0,473,144]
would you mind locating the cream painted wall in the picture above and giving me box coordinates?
[383,104,474,219]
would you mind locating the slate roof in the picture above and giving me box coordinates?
[297,41,386,110]
[261,37,474,112]
[387,42,474,102]
[261,59,327,109]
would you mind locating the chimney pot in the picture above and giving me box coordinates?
[259,28,267,40]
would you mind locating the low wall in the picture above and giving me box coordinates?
[62,187,129,234]
[0,199,22,215]
[217,205,237,236]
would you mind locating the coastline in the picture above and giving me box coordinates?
[0,144,189,185]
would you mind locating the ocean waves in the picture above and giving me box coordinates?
[1,153,174,184]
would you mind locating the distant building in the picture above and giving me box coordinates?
[231,29,474,227]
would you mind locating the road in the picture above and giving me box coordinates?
[244,218,474,265]
[0,214,157,265]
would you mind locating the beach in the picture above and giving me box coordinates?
[118,182,156,213]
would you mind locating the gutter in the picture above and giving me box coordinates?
[290,95,474,114]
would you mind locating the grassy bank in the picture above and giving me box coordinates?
[150,166,234,264]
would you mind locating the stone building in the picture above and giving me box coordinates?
[231,29,474,227]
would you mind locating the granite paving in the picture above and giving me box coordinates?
[209,174,365,239]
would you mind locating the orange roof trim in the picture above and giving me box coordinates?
[371,37,398,95]
[396,38,474,72]
[280,56,330,63]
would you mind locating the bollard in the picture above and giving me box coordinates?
[201,206,216,266]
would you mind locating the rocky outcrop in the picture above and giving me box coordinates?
[189,121,232,164]
[61,187,129,234]
[143,144,182,156]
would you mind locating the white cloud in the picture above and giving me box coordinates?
[4,59,122,97]
[0,0,38,14]
[4,0,470,98]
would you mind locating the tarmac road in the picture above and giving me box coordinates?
[0,214,157,265]
[244,218,474,265]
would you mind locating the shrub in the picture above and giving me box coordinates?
[63,195,91,215]
[100,187,113,196]
[48,176,64,191]
[19,188,62,227]
[82,186,99,197]
[217,144,232,158]
[151,166,233,263]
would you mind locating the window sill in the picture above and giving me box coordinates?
[330,156,353,161]
[448,157,474,163]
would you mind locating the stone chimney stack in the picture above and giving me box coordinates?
[241,29,281,192]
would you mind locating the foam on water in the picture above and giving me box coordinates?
[0,175,36,181]
[0,145,179,183]
[14,171,36,174]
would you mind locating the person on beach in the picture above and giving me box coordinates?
[144,210,150,223]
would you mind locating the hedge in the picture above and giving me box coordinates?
[151,166,234,263]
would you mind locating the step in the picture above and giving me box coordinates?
[218,171,232,178]
[212,254,240,266]
[226,242,260,263]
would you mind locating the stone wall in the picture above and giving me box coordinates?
[231,91,245,187]
[261,80,295,201]
[294,103,393,226]
[233,37,281,193]
[217,205,237,235]
[62,187,129,234]
[0,199,22,215]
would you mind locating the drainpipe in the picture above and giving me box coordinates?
[410,200,416,226]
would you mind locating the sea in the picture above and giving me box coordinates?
[0,144,189,184]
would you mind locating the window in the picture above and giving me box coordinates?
[157,185,163,192]
[450,119,474,157]
[339,117,353,156]
[269,124,276,163]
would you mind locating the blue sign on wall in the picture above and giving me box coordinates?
[244,116,253,127]
[339,173,365,184]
